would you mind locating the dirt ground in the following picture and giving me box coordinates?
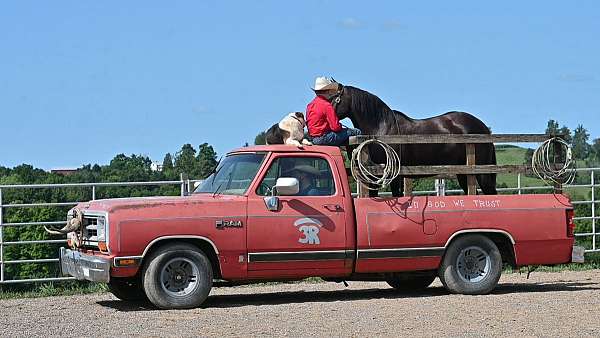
[1,270,600,337]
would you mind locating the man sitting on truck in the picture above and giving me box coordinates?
[306,76,361,146]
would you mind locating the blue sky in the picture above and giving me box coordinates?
[1,1,598,169]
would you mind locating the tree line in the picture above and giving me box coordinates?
[0,143,218,284]
[522,120,600,167]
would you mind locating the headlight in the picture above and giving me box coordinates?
[96,217,106,242]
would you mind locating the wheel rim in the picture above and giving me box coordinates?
[160,257,200,297]
[456,246,491,283]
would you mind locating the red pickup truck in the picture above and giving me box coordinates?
[60,145,581,309]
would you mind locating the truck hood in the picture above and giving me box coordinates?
[77,194,241,214]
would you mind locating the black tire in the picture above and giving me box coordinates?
[142,243,213,309]
[107,276,147,301]
[386,271,437,291]
[438,234,502,295]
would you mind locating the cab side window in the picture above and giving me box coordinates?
[257,157,335,196]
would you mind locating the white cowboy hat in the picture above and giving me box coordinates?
[312,76,338,91]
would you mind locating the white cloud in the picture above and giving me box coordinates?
[338,17,362,29]
[193,105,209,114]
[382,19,405,31]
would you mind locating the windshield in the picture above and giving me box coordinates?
[195,153,266,195]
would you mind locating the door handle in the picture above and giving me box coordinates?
[323,204,343,212]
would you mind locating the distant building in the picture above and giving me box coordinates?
[151,162,163,172]
[51,168,78,176]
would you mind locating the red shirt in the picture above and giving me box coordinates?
[306,95,342,137]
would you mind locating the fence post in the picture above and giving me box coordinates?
[466,143,477,195]
[180,173,189,196]
[517,173,522,195]
[592,171,596,252]
[435,179,446,196]
[0,188,4,282]
[92,185,96,200]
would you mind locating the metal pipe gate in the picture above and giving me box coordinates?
[0,169,598,285]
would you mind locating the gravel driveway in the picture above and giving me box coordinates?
[1,270,599,337]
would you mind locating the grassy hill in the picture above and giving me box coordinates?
[494,145,591,201]
[494,145,547,189]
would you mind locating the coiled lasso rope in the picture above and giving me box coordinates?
[531,137,576,185]
[350,139,402,190]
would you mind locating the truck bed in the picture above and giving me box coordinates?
[352,194,573,272]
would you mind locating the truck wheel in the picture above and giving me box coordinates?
[142,243,213,309]
[386,272,436,291]
[439,235,502,295]
[107,277,147,301]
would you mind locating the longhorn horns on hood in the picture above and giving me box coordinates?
[44,208,83,235]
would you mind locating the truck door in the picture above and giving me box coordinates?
[246,153,350,278]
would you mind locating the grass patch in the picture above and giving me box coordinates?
[495,146,528,165]
[0,281,107,300]
[505,252,600,273]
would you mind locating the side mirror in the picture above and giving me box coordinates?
[263,196,279,212]
[274,177,299,196]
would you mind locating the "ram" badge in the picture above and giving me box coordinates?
[216,220,243,229]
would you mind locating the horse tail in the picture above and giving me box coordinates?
[476,136,498,194]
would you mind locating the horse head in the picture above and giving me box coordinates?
[330,84,395,134]
[329,83,352,120]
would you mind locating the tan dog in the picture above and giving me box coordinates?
[265,112,313,146]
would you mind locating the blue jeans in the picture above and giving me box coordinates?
[312,128,362,146]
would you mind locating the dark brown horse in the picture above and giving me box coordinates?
[330,84,497,196]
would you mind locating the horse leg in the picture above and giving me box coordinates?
[477,174,498,195]
[456,175,469,195]
[391,176,404,197]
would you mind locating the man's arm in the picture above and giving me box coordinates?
[325,103,342,132]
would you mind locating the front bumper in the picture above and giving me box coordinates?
[59,247,111,283]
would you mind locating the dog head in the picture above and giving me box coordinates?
[290,112,306,127]
[279,112,306,130]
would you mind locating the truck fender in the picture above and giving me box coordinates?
[142,235,219,256]
[444,229,517,267]
[444,229,515,247]
[140,235,222,278]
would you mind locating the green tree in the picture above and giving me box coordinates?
[545,119,572,143]
[174,144,197,177]
[162,153,174,178]
[572,124,591,160]
[197,143,218,178]
[559,125,572,143]
[545,120,559,135]
[591,138,600,163]
[254,131,266,145]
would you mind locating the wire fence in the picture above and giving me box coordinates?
[0,169,598,285]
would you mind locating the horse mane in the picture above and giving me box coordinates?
[344,86,412,122]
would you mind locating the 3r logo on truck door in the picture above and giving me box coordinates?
[294,218,322,245]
